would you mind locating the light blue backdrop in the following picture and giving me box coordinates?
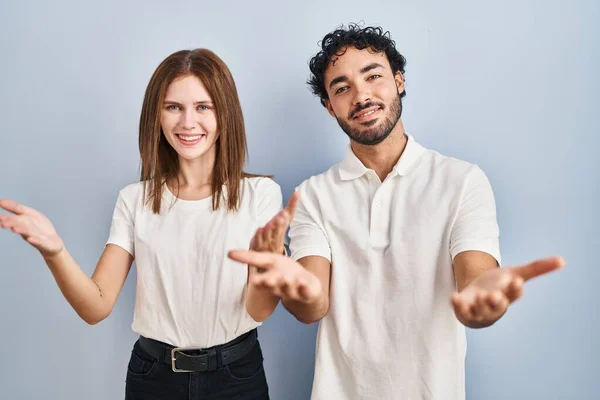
[0,0,597,399]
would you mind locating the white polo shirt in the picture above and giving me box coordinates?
[106,177,282,348]
[289,134,500,400]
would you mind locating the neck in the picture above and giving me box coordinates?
[350,119,408,181]
[172,149,215,190]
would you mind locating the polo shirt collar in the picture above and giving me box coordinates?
[339,134,426,181]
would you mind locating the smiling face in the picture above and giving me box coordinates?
[324,46,405,146]
[160,74,219,163]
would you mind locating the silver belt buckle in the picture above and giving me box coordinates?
[171,346,202,373]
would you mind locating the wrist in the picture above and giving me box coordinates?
[42,243,66,263]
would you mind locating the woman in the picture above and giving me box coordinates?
[0,48,280,399]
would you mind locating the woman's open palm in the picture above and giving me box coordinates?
[0,199,64,257]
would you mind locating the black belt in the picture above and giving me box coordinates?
[138,329,257,373]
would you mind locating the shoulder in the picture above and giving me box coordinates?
[243,176,280,191]
[295,165,339,197]
[419,149,486,188]
[117,181,145,197]
[242,176,281,197]
[116,181,147,201]
[113,181,148,212]
[240,176,282,207]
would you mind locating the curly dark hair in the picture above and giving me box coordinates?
[308,23,407,107]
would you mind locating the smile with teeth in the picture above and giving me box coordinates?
[354,107,382,119]
[176,134,206,141]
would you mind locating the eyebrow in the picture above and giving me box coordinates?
[329,75,348,89]
[360,62,384,74]
[328,63,385,89]
[163,100,213,105]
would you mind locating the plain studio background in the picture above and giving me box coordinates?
[0,0,597,399]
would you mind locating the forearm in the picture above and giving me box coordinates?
[455,251,499,292]
[282,290,329,324]
[43,248,109,324]
[245,284,280,322]
[244,244,288,322]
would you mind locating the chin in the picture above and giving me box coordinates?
[174,147,210,161]
[350,129,390,146]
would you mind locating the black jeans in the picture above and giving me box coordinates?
[125,331,269,399]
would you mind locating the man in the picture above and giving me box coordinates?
[229,24,564,399]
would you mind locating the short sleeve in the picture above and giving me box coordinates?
[255,178,283,227]
[106,191,135,257]
[288,184,332,262]
[450,166,501,265]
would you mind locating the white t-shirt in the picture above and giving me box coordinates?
[106,177,282,348]
[289,135,501,400]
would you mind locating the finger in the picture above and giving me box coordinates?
[297,281,312,302]
[26,236,41,246]
[263,274,278,288]
[506,276,524,302]
[252,271,278,289]
[264,208,287,231]
[265,220,277,246]
[273,216,288,247]
[0,215,9,228]
[1,215,27,233]
[486,291,504,311]
[0,199,35,216]
[256,228,266,250]
[12,224,30,237]
[266,211,287,230]
[263,220,275,231]
[495,295,510,314]
[264,273,284,297]
[511,256,566,282]
[228,250,277,269]
[281,274,300,300]
[284,192,300,221]
[297,275,321,302]
[471,292,490,321]
[450,293,466,314]
[273,275,289,297]
[248,264,265,275]
[451,293,472,320]
[251,273,268,287]
[0,215,15,229]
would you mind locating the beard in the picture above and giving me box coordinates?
[336,91,403,146]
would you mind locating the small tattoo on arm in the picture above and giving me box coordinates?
[92,279,103,298]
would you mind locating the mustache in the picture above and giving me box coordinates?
[349,102,385,119]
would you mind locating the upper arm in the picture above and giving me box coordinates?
[288,186,331,262]
[91,244,134,314]
[256,178,283,226]
[450,166,501,290]
[95,189,136,314]
[450,166,500,262]
[289,185,332,301]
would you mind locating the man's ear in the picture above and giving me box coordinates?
[394,71,405,95]
[324,99,336,118]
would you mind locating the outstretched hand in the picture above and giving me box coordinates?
[451,256,565,327]
[229,250,322,303]
[0,199,64,257]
